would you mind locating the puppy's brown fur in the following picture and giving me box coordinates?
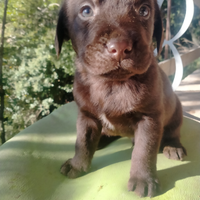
[55,0,186,197]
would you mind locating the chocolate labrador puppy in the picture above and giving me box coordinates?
[55,0,186,197]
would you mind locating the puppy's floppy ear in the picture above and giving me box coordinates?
[55,2,70,57]
[153,1,164,55]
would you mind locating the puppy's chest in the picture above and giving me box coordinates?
[90,79,147,115]
[99,112,142,137]
[99,113,115,131]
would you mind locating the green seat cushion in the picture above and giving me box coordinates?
[0,102,200,200]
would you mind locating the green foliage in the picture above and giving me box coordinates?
[161,0,185,38]
[1,0,75,141]
[190,5,200,45]
[183,57,200,79]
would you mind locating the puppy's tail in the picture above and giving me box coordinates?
[97,135,121,150]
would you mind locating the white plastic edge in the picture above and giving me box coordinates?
[156,0,194,90]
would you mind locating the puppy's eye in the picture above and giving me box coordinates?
[81,6,93,18]
[139,6,150,17]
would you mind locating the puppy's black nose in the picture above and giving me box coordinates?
[107,39,132,61]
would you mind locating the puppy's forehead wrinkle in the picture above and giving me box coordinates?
[97,0,151,9]
[94,3,139,30]
[104,1,132,13]
[133,0,152,6]
[94,0,105,5]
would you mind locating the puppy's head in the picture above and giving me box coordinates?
[55,0,163,80]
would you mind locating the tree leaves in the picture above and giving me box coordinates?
[1,0,75,141]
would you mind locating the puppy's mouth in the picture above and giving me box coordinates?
[102,62,135,80]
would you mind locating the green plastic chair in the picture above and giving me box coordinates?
[0,102,200,200]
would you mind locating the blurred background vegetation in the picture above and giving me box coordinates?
[0,0,200,144]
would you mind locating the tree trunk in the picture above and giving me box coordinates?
[165,0,172,59]
[0,0,9,144]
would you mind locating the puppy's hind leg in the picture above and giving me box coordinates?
[60,111,102,178]
[161,100,187,160]
[162,129,187,161]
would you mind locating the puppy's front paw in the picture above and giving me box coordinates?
[163,145,187,160]
[128,175,160,197]
[60,159,83,178]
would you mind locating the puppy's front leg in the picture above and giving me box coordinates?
[128,116,162,197]
[61,111,102,178]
